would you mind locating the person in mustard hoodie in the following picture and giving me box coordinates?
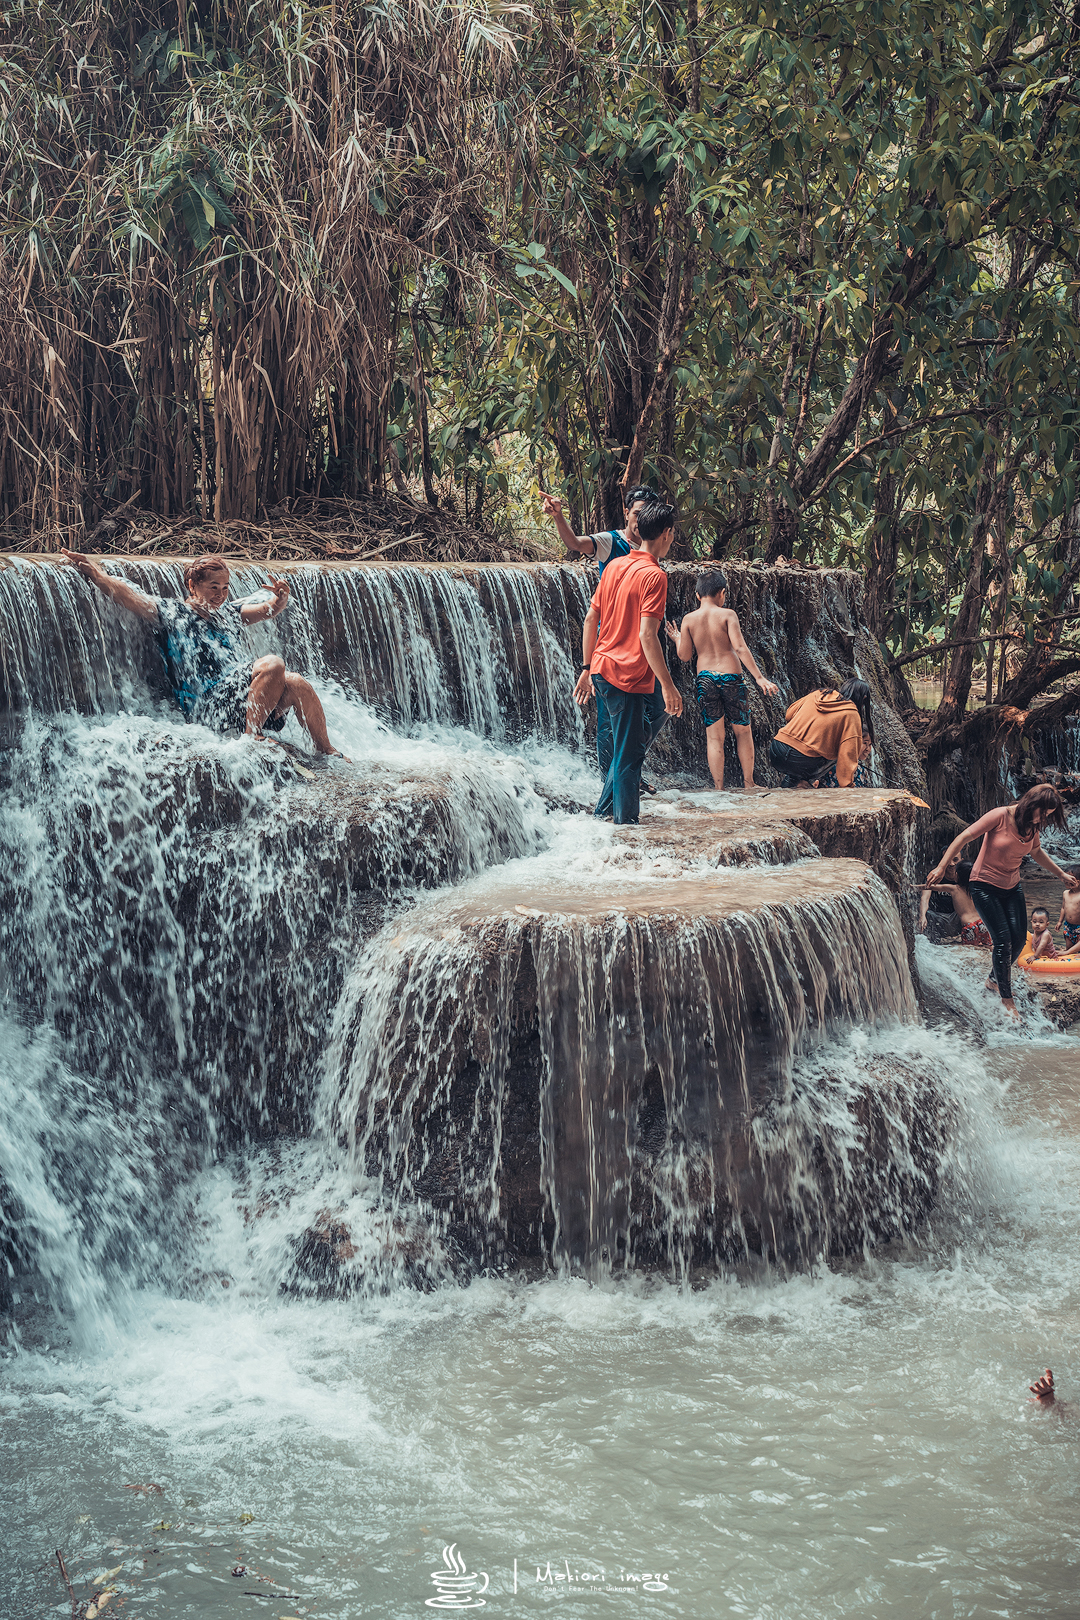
[768,680,873,787]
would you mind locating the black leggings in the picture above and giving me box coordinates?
[969,881,1027,1001]
[769,737,830,787]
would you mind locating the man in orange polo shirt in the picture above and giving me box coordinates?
[574,499,683,824]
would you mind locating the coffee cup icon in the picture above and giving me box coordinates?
[425,1544,489,1609]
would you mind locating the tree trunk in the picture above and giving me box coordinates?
[410,314,438,510]
[864,465,899,641]
[864,392,909,641]
[924,481,996,735]
[764,505,798,563]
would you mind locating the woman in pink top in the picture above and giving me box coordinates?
[927,785,1077,1015]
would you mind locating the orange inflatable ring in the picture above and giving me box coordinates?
[1018,933,1080,978]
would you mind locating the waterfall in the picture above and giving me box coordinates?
[0,556,1071,1620]
[0,554,944,1324]
[323,860,928,1278]
[0,556,591,745]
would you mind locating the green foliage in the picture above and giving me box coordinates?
[417,0,1080,669]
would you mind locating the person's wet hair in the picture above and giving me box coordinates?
[623,484,659,511]
[695,569,728,599]
[839,677,874,746]
[183,553,229,589]
[636,499,677,543]
[954,860,974,889]
[1014,783,1067,839]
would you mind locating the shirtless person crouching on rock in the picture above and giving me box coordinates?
[61,549,349,758]
[666,569,778,790]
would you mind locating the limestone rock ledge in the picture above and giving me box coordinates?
[332,859,948,1275]
[640,786,928,895]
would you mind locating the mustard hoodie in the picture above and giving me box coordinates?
[774,690,862,786]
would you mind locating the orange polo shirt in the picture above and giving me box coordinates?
[589,551,668,694]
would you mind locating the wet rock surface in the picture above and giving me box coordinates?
[638,787,928,894]
[286,1207,456,1296]
[330,861,943,1273]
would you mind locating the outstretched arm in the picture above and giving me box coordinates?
[540,493,597,557]
[925,810,1002,884]
[1031,844,1080,888]
[241,573,290,623]
[728,611,778,695]
[60,550,158,623]
[665,616,695,662]
[918,888,931,931]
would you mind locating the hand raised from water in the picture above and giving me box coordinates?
[60,547,97,578]
[267,573,290,615]
[1030,1368,1056,1403]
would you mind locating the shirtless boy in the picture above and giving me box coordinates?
[1056,870,1080,950]
[666,569,778,790]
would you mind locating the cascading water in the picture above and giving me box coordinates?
[325,860,926,1277]
[2,556,1077,1620]
[0,556,590,743]
[0,558,596,1327]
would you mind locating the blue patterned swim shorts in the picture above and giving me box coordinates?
[695,670,750,729]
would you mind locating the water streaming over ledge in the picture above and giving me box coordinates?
[0,557,958,1303]
[0,557,590,742]
[3,556,1076,1619]
[324,863,924,1276]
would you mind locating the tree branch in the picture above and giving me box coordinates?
[801,408,998,512]
[621,237,695,491]
[889,628,1026,669]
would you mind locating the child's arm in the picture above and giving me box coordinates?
[1057,903,1066,928]
[669,614,695,663]
[919,883,956,930]
[727,611,778,695]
